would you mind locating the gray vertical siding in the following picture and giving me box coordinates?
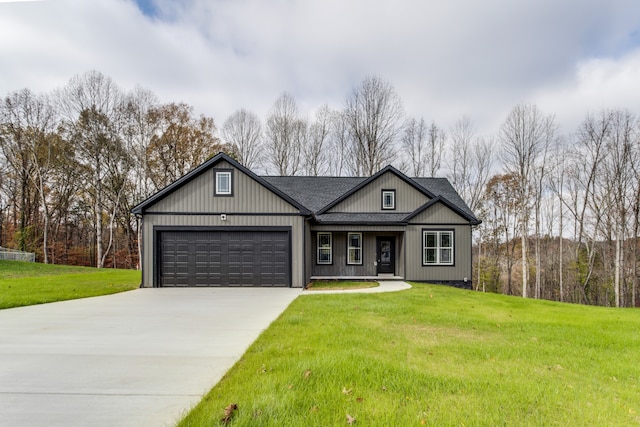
[141,214,306,288]
[311,231,403,277]
[409,202,470,224]
[328,171,430,213]
[147,160,299,214]
[404,224,472,282]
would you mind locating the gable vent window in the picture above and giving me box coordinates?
[382,190,395,210]
[317,232,332,264]
[215,170,233,196]
[422,230,454,266]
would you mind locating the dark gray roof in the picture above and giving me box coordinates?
[315,212,410,224]
[412,178,477,219]
[262,175,479,223]
[262,176,365,213]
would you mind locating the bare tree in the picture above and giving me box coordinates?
[448,117,494,213]
[344,76,404,176]
[222,109,262,170]
[402,117,427,176]
[426,121,445,176]
[58,71,126,268]
[303,105,333,176]
[327,110,350,176]
[499,104,555,298]
[265,92,306,176]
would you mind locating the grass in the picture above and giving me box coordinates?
[305,281,379,291]
[0,260,141,309]
[178,283,640,426]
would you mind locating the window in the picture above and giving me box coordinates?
[215,170,232,196]
[382,190,395,210]
[423,230,454,265]
[317,232,332,264]
[347,233,362,265]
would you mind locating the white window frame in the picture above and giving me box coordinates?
[317,232,332,264]
[422,230,454,266]
[347,232,363,265]
[382,190,395,210]
[215,171,232,195]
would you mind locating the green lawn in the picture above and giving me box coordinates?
[0,260,141,309]
[178,283,640,426]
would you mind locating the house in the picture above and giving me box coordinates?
[132,152,481,288]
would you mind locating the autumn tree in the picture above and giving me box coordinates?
[146,102,223,189]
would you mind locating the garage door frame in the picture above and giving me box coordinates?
[153,225,293,288]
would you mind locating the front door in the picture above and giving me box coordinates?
[376,237,395,275]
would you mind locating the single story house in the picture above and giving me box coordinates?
[132,152,481,288]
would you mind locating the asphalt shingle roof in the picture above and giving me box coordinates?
[262,175,478,222]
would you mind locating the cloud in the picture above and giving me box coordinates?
[1,0,640,138]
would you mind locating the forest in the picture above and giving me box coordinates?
[1,70,638,308]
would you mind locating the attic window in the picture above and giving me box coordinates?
[215,170,233,196]
[382,190,395,210]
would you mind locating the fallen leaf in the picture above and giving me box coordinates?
[420,420,426,425]
[304,369,312,379]
[309,406,319,412]
[288,384,294,389]
[346,413,356,424]
[342,387,352,395]
[381,386,387,392]
[356,397,363,402]
[220,403,238,424]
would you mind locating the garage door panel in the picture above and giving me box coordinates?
[158,230,290,287]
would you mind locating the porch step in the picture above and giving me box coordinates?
[310,275,404,281]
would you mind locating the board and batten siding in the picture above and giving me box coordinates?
[147,160,299,214]
[141,213,306,288]
[410,202,471,224]
[404,224,472,282]
[311,231,404,278]
[328,171,429,213]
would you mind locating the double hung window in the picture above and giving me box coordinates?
[423,230,454,265]
[347,233,362,265]
[317,232,332,264]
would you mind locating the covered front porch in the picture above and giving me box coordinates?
[309,225,405,279]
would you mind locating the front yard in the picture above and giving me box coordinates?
[179,283,640,426]
[0,260,141,309]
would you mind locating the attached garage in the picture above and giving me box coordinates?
[155,228,291,287]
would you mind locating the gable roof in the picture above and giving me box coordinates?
[314,165,436,214]
[404,195,481,225]
[131,152,311,215]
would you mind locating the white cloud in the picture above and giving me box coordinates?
[1,0,640,138]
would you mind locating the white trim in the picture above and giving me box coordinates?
[215,171,232,195]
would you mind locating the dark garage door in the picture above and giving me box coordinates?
[158,230,291,287]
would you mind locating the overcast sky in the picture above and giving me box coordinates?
[2,0,640,137]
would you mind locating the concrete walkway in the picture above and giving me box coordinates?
[0,288,301,427]
[301,280,412,295]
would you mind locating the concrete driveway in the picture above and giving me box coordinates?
[0,287,301,427]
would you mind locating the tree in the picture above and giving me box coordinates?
[265,92,306,175]
[344,76,404,176]
[58,70,126,268]
[222,109,263,170]
[0,89,58,261]
[303,105,333,176]
[499,104,555,298]
[146,102,223,189]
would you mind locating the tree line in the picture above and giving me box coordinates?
[1,71,639,307]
